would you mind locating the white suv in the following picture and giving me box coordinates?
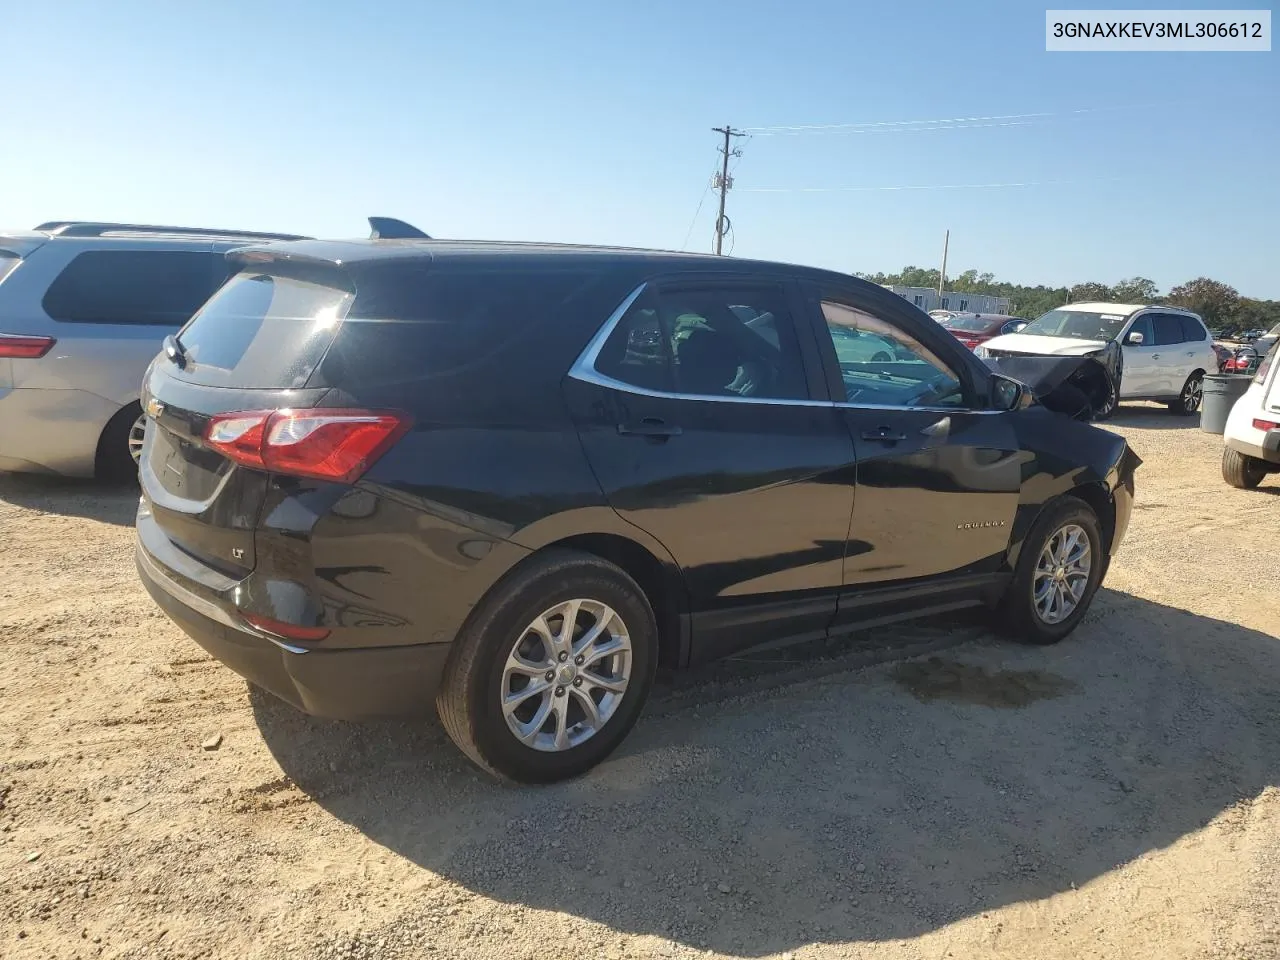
[1222,343,1279,489]
[974,302,1218,417]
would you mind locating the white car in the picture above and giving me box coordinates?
[974,302,1218,417]
[1222,343,1279,489]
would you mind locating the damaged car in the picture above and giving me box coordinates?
[974,302,1217,418]
[134,244,1139,781]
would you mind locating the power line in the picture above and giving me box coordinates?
[680,163,720,251]
[739,176,1124,194]
[711,125,746,255]
[741,96,1235,137]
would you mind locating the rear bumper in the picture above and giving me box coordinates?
[137,543,451,720]
[0,387,122,477]
[1225,431,1280,465]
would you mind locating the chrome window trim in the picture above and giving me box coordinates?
[567,281,1003,415]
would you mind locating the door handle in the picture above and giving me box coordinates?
[861,426,907,443]
[617,417,682,441]
[1152,353,1161,359]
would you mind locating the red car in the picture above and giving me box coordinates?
[938,312,1029,350]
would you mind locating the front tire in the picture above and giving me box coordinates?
[999,498,1105,645]
[1091,379,1119,421]
[1168,372,1204,416]
[1222,447,1267,489]
[436,550,658,783]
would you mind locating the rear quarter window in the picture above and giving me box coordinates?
[1178,315,1208,341]
[42,250,232,325]
[316,266,602,388]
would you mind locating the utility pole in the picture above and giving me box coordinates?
[712,126,745,255]
[938,229,950,299]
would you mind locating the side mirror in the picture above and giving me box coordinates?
[1126,331,1144,345]
[1006,321,1027,334]
[990,374,1025,412]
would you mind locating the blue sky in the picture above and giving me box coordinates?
[3,1,1277,297]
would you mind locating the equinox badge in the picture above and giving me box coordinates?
[957,520,1007,530]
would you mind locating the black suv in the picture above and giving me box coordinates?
[135,241,1139,782]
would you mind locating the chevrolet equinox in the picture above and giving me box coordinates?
[135,240,1139,782]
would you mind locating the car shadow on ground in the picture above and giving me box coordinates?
[0,474,137,526]
[251,591,1280,955]
[1107,404,1203,430]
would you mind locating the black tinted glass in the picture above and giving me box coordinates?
[594,299,671,392]
[1153,314,1185,346]
[596,285,808,400]
[43,251,230,325]
[173,271,353,389]
[320,267,600,388]
[1178,315,1207,341]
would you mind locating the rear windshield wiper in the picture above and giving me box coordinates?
[162,334,188,369]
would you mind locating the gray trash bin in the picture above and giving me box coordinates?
[1200,374,1253,434]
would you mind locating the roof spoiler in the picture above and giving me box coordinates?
[368,217,431,240]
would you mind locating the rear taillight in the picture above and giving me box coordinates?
[1252,419,1279,432]
[204,408,410,483]
[0,334,56,359]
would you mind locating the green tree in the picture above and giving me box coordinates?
[1111,277,1159,303]
[1069,282,1114,302]
[1227,298,1280,337]
[1167,277,1240,330]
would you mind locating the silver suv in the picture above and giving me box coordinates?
[0,222,305,479]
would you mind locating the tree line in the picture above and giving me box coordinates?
[857,267,1280,336]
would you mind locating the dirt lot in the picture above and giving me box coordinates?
[2,407,1278,960]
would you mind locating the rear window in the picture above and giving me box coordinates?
[0,253,20,286]
[42,250,232,325]
[942,314,993,333]
[173,270,354,389]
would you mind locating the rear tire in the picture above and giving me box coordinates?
[1222,447,1267,489]
[95,403,144,484]
[436,549,658,783]
[1168,372,1203,416]
[998,497,1105,645]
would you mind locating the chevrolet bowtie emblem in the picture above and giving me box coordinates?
[145,397,165,419]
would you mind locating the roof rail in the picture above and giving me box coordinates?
[33,221,310,242]
[368,217,431,240]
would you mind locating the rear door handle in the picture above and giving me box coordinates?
[617,417,682,441]
[1152,354,1161,359]
[861,426,907,443]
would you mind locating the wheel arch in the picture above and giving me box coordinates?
[496,511,692,670]
[94,398,143,480]
[1062,482,1116,553]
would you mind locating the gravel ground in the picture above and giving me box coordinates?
[2,405,1278,960]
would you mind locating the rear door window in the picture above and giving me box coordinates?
[1152,314,1186,346]
[172,269,354,389]
[41,250,232,325]
[594,283,809,400]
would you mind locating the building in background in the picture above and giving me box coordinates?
[882,285,1012,316]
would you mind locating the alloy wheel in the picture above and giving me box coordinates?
[500,599,632,752]
[128,414,147,464]
[1184,376,1203,412]
[1032,523,1091,625]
